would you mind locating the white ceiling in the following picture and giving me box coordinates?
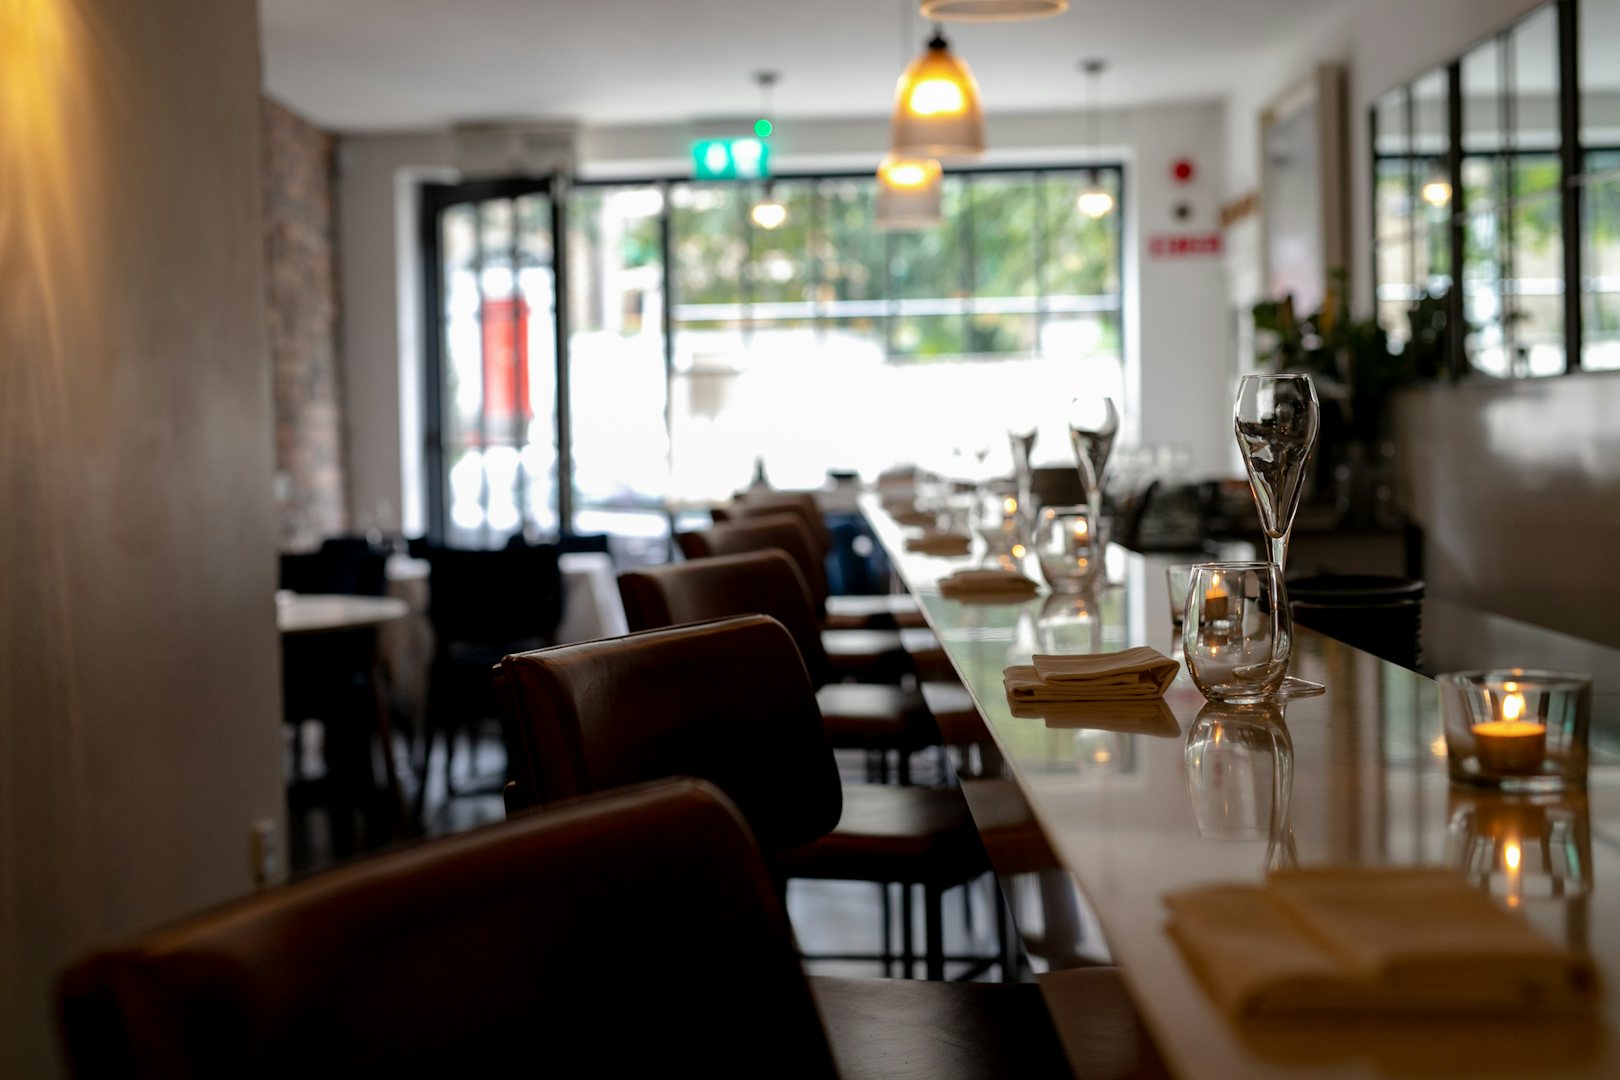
[260,0,1352,133]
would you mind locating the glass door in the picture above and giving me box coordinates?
[425,179,560,547]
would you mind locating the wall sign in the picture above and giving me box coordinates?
[1148,233,1223,258]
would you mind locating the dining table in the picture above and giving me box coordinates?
[861,494,1620,1080]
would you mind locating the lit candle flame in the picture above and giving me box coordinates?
[1003,496,1018,515]
[1502,690,1526,722]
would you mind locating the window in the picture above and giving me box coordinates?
[1370,0,1616,380]
[424,166,1126,545]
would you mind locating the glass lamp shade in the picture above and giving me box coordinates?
[890,36,986,159]
[920,0,1068,20]
[1077,187,1115,219]
[875,154,943,229]
[750,197,787,230]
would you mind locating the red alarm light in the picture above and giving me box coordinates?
[1172,158,1195,183]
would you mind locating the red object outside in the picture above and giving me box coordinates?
[481,296,531,429]
[1172,158,1195,183]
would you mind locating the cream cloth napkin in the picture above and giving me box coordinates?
[906,531,972,555]
[938,568,1038,600]
[1003,646,1180,703]
[893,508,938,527]
[1164,868,1598,1021]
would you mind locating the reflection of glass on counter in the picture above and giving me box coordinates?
[1185,701,1295,871]
[1072,729,1134,776]
[1037,587,1104,655]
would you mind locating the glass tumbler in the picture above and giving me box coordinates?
[1165,563,1197,629]
[1182,562,1290,704]
[1034,505,1107,591]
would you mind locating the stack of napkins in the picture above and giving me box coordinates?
[938,567,1038,600]
[893,508,939,527]
[1165,868,1599,1020]
[906,531,972,556]
[1003,647,1180,703]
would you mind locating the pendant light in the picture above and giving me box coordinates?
[876,153,944,229]
[920,0,1067,20]
[749,71,787,229]
[890,26,985,159]
[1076,59,1114,220]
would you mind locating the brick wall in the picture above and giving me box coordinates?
[263,97,347,547]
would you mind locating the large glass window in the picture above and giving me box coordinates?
[1370,0,1620,381]
[426,166,1126,543]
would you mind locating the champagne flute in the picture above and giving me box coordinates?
[1067,396,1118,563]
[1008,424,1037,540]
[1233,374,1321,695]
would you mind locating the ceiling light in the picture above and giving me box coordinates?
[876,154,944,229]
[920,0,1067,21]
[1422,179,1452,208]
[890,30,985,159]
[751,193,787,230]
[1077,186,1115,219]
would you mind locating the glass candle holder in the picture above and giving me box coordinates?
[1034,505,1108,591]
[1165,562,1197,629]
[1440,669,1590,792]
[974,480,1027,558]
[1182,562,1289,704]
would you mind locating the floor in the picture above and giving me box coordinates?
[285,720,1011,981]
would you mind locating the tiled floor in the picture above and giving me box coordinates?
[285,721,1010,981]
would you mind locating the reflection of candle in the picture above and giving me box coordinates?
[1003,496,1019,516]
[1204,574,1230,621]
[1503,838,1522,908]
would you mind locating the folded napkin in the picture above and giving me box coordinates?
[1003,646,1180,704]
[906,531,972,556]
[1011,698,1180,736]
[893,508,938,527]
[1165,868,1598,1021]
[938,568,1039,601]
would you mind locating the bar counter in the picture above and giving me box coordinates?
[862,495,1620,1080]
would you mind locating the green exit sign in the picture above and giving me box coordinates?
[692,137,770,180]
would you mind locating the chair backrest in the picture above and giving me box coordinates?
[678,513,830,610]
[277,539,388,598]
[617,551,831,686]
[58,779,840,1079]
[495,615,841,858]
[733,491,831,556]
[421,542,563,647]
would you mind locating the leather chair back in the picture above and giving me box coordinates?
[678,513,830,610]
[733,491,831,556]
[495,614,841,857]
[617,550,832,686]
[58,780,839,1079]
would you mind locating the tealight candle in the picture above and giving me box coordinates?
[1472,684,1546,775]
[1203,574,1230,621]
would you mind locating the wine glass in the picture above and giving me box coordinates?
[1067,396,1118,563]
[1008,425,1038,539]
[1233,374,1321,695]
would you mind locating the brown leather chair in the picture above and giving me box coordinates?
[56,778,1101,1079]
[619,551,940,779]
[496,614,979,980]
[679,514,912,680]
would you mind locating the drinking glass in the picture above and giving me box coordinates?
[1165,563,1197,629]
[1008,425,1038,538]
[1033,505,1107,591]
[1234,374,1321,694]
[1067,396,1119,564]
[1182,562,1290,704]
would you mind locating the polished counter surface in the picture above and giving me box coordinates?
[863,496,1620,1080]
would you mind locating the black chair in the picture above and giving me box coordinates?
[415,541,563,809]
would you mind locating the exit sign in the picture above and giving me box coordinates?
[692,137,770,180]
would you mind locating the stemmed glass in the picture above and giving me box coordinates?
[1067,396,1118,563]
[1008,425,1038,539]
[1233,374,1321,695]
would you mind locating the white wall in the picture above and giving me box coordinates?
[338,100,1232,531]
[0,2,283,1075]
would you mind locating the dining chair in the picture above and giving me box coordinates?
[728,494,928,630]
[619,550,939,782]
[678,514,914,680]
[60,778,1115,1078]
[415,540,563,809]
[495,613,978,980]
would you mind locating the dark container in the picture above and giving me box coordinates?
[1288,574,1426,670]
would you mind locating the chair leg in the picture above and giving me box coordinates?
[880,882,894,977]
[996,878,1018,982]
[898,749,911,786]
[925,882,945,981]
